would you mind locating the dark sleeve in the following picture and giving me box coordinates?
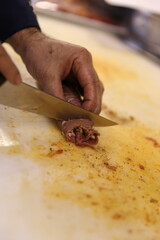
[0,0,40,42]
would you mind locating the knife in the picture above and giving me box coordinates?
[0,74,117,127]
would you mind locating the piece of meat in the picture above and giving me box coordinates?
[57,118,99,147]
[56,80,100,147]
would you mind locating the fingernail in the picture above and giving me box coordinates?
[14,75,22,84]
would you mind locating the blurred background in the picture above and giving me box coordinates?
[32,0,160,60]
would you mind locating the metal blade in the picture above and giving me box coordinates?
[0,78,117,127]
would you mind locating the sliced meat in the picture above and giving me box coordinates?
[56,80,100,147]
[57,118,99,147]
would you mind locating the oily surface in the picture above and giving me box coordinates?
[1,107,160,240]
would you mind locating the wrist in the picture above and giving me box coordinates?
[6,27,44,56]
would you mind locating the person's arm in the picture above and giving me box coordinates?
[1,0,103,114]
[7,29,103,113]
[0,0,39,85]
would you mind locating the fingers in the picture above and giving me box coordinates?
[0,45,22,84]
[63,81,82,107]
[94,80,104,114]
[40,76,65,100]
[9,32,103,113]
[72,48,104,114]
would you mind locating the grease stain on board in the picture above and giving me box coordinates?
[1,120,160,235]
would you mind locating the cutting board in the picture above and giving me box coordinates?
[1,14,160,240]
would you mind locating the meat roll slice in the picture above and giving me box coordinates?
[56,80,100,147]
[57,118,99,147]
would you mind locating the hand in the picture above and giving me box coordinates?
[7,28,104,114]
[0,44,21,84]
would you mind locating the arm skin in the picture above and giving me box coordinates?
[6,28,104,113]
[0,0,104,114]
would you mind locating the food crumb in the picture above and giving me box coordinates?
[139,164,145,170]
[145,137,160,148]
[91,202,99,206]
[86,194,92,198]
[47,149,63,158]
[112,213,122,220]
[77,180,84,184]
[126,157,132,161]
[104,162,117,171]
[150,198,158,204]
[56,149,63,154]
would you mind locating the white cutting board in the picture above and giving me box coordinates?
[1,14,160,240]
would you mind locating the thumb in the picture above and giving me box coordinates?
[0,45,22,84]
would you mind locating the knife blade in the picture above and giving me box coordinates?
[0,75,117,127]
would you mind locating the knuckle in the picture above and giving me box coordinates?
[11,68,20,77]
[8,67,20,79]
[95,107,100,114]
[79,47,92,59]
[97,79,104,92]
